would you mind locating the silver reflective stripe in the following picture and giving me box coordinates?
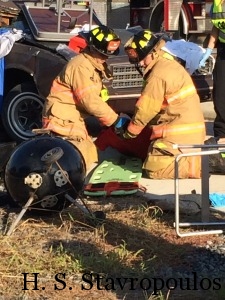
[212,12,225,18]
[219,30,225,40]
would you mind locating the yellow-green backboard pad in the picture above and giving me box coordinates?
[84,156,143,196]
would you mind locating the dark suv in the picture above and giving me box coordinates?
[2,2,213,143]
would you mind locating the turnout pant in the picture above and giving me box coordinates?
[67,137,98,171]
[143,139,201,179]
[213,41,225,138]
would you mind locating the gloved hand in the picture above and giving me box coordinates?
[199,48,213,68]
[122,130,136,139]
[113,115,130,136]
[12,28,24,41]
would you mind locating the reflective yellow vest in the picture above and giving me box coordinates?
[211,0,225,43]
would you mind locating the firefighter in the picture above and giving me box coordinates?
[119,30,206,179]
[199,0,225,140]
[42,25,124,170]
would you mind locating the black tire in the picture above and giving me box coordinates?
[149,8,164,32]
[1,82,44,143]
[150,5,184,39]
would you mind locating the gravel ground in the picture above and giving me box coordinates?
[159,238,225,280]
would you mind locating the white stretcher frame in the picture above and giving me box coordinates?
[174,144,225,237]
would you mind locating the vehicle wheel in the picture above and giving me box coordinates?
[149,6,184,39]
[1,82,44,143]
[149,8,164,32]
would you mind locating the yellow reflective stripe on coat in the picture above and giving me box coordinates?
[154,142,167,149]
[162,52,174,61]
[165,85,196,103]
[100,87,109,102]
[150,122,205,140]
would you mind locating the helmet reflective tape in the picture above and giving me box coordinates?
[138,31,155,49]
[144,31,152,40]
[124,30,161,62]
[94,31,118,42]
[131,42,137,48]
[92,27,100,37]
[89,25,121,56]
[107,34,115,40]
[96,33,104,41]
[139,39,148,48]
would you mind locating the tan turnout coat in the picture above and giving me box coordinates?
[42,51,118,169]
[127,52,206,179]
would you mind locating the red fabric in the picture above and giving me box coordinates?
[69,36,87,53]
[95,126,152,161]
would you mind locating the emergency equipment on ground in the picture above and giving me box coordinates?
[84,156,145,196]
[4,136,86,211]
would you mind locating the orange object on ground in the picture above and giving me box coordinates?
[84,181,146,196]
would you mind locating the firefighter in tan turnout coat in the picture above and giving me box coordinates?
[122,30,206,179]
[42,25,123,169]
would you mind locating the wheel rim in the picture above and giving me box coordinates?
[7,92,44,140]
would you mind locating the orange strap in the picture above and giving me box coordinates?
[84,182,147,196]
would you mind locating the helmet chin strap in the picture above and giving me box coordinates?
[135,63,143,77]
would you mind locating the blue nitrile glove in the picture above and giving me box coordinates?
[113,116,130,136]
[209,193,225,207]
[199,48,213,68]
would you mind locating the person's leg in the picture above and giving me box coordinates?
[42,116,97,170]
[143,140,201,179]
[144,156,201,179]
[213,47,225,138]
[68,138,98,171]
[204,136,225,174]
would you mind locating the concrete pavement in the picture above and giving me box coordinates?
[201,101,216,121]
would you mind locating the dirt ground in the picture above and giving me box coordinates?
[0,191,225,300]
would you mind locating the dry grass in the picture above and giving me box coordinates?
[0,193,224,300]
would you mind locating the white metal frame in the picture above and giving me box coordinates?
[174,144,225,237]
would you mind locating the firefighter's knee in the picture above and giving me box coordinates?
[143,155,201,179]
